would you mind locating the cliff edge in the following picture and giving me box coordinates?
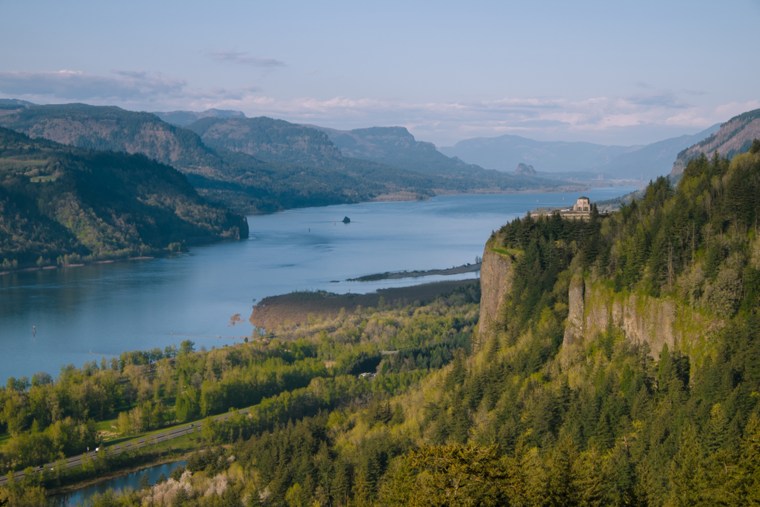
[478,247,722,359]
[476,244,514,348]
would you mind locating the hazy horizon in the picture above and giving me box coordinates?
[2,0,758,147]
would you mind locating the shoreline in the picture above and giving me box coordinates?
[47,455,189,498]
[347,262,480,282]
[242,182,639,216]
[250,278,479,332]
[0,255,158,277]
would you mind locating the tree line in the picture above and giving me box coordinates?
[80,146,760,505]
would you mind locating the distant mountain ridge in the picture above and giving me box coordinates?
[441,134,633,173]
[0,103,230,179]
[190,117,570,196]
[0,104,403,213]
[313,124,566,190]
[0,98,34,110]
[442,126,719,181]
[671,108,760,176]
[155,108,246,127]
[316,127,483,176]
[318,126,479,176]
[0,127,248,270]
[594,126,720,180]
[189,116,346,169]
[0,101,578,214]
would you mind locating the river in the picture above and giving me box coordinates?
[50,461,186,506]
[0,188,634,380]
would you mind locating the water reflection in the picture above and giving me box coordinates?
[51,461,186,506]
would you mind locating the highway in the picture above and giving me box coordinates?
[0,408,249,487]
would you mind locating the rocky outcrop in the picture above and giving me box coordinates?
[562,276,720,358]
[476,246,515,349]
[477,240,720,358]
[515,163,536,175]
[563,274,586,347]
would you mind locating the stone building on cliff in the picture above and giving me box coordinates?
[530,196,595,220]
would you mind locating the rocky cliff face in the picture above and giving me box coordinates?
[562,277,676,356]
[563,276,723,358]
[478,247,720,357]
[476,246,514,348]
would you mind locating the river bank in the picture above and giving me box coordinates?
[250,279,479,332]
[0,189,634,380]
[347,262,480,281]
[0,255,159,277]
[48,456,186,498]
[49,458,188,506]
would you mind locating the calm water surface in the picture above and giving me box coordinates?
[51,461,186,506]
[0,189,633,379]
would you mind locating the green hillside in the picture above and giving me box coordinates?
[320,124,565,189]
[672,108,760,176]
[194,117,568,199]
[3,141,757,504]
[183,141,760,503]
[0,103,227,177]
[245,142,759,505]
[0,103,379,213]
[0,103,571,215]
[0,128,248,270]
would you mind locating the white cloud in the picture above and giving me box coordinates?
[0,69,185,103]
[714,100,760,119]
[0,69,753,146]
[197,92,741,146]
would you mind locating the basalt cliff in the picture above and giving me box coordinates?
[478,245,721,360]
[479,137,760,365]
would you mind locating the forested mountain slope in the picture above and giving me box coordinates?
[0,103,228,178]
[191,117,565,195]
[0,104,410,213]
[0,128,247,270]
[236,140,760,504]
[0,103,572,214]
[672,108,760,176]
[53,141,760,506]
[0,103,289,213]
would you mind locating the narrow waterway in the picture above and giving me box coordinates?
[50,461,187,506]
[0,188,634,380]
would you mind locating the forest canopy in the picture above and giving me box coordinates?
[3,146,760,505]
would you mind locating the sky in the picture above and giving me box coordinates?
[1,0,759,147]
